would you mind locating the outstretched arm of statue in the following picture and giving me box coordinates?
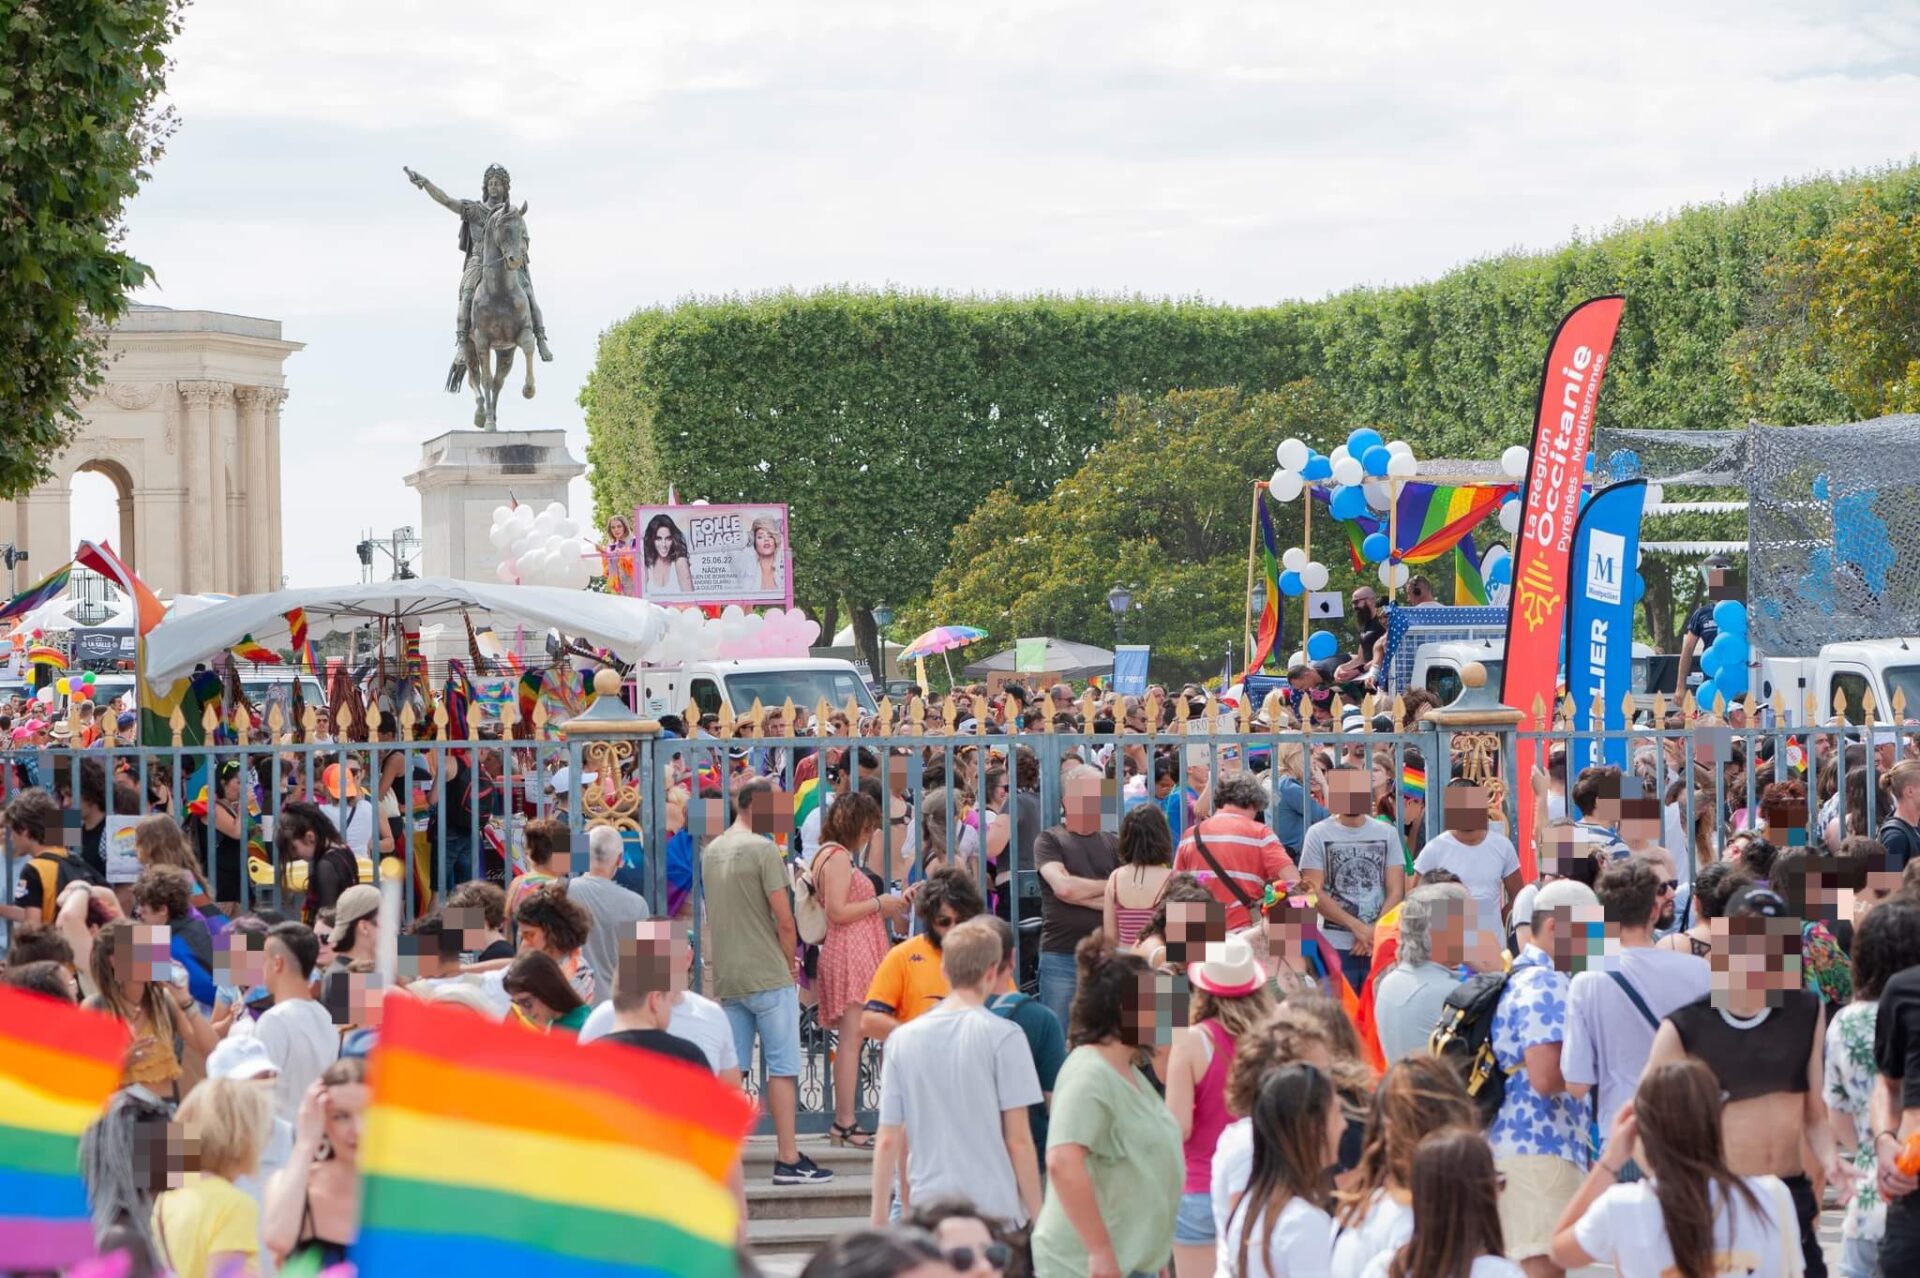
[403,166,462,214]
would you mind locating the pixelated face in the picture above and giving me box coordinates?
[619,920,687,999]
[1859,869,1903,922]
[1620,796,1661,847]
[1789,853,1853,923]
[1542,904,1605,974]
[1065,774,1103,820]
[1444,786,1489,836]
[329,969,388,1028]
[1760,798,1809,844]
[1166,897,1226,967]
[117,923,173,986]
[132,1110,180,1194]
[216,931,268,988]
[1583,774,1623,828]
[1120,968,1172,1048]
[1328,770,1371,817]
[744,788,792,835]
[1709,916,1802,1000]
[1263,898,1312,959]
[1429,896,1470,961]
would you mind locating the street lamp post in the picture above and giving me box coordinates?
[872,602,893,691]
[1105,585,1132,649]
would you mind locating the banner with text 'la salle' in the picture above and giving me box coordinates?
[1501,295,1626,875]
[1565,480,1646,774]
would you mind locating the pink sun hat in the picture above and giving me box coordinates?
[1189,933,1267,998]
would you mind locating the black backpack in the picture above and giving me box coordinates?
[1427,970,1512,1128]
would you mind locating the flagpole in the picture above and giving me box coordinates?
[1387,478,1401,604]
[1242,481,1261,681]
[1301,479,1313,658]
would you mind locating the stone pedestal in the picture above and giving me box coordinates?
[405,428,584,660]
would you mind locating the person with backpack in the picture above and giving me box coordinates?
[273,803,361,925]
[1879,760,1920,872]
[1562,859,1710,1154]
[1479,877,1599,1278]
[3,787,102,933]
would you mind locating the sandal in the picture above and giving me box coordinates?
[830,1122,875,1149]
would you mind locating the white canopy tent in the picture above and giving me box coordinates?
[144,578,670,685]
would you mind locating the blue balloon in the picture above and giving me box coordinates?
[1361,532,1390,563]
[1278,570,1304,597]
[1331,486,1368,521]
[1716,665,1750,701]
[1487,558,1512,587]
[1699,646,1722,678]
[1710,632,1746,670]
[1306,630,1339,662]
[1347,428,1383,457]
[1301,454,1332,482]
[1712,600,1748,637]
[1361,445,1392,478]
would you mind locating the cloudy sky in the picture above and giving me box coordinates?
[80,0,1920,587]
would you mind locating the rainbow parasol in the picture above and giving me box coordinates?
[898,624,987,686]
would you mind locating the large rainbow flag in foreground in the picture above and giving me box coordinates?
[358,997,756,1277]
[0,985,128,1268]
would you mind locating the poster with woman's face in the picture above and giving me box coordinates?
[633,504,793,608]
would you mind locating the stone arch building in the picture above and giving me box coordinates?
[0,304,301,596]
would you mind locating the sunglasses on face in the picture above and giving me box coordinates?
[945,1243,1011,1271]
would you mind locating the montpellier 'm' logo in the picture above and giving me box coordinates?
[1585,530,1624,606]
[1516,558,1562,632]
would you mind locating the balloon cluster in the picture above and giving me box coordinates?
[649,605,824,665]
[1695,600,1752,708]
[488,502,594,589]
[1271,428,1422,588]
[1276,547,1330,600]
[53,672,98,701]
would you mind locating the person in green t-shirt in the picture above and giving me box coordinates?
[1030,939,1182,1278]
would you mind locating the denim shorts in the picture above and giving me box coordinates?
[722,984,802,1078]
[1174,1190,1216,1245]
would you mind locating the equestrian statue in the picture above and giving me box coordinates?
[403,163,554,431]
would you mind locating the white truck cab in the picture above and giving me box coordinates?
[1412,638,1653,711]
[638,658,879,722]
[1757,640,1920,725]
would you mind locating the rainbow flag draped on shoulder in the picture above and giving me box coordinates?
[0,986,128,1268]
[357,998,755,1277]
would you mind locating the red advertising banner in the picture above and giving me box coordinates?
[1501,296,1626,875]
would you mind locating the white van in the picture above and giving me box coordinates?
[1757,640,1920,725]
[638,658,879,722]
[1412,638,1653,711]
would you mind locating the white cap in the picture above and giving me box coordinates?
[207,1035,279,1081]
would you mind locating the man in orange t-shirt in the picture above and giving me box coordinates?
[1174,774,1300,930]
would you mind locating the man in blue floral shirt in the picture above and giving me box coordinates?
[1490,877,1601,1278]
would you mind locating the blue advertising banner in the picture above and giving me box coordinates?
[1565,479,1647,772]
[1112,645,1151,696]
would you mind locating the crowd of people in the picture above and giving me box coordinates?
[12,642,1920,1278]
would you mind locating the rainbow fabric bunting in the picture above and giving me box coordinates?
[0,985,129,1268]
[0,562,72,624]
[1326,482,1513,578]
[25,645,67,671]
[1244,487,1283,677]
[230,634,281,665]
[357,997,755,1277]
[1400,763,1426,800]
[516,668,544,723]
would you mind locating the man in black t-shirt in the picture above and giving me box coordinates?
[597,922,712,1072]
[1873,958,1920,1273]
[1881,761,1920,872]
[1673,554,1733,692]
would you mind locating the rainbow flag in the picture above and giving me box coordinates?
[1454,533,1490,606]
[25,644,66,671]
[76,540,165,636]
[516,668,544,723]
[230,634,281,665]
[792,774,822,842]
[1327,482,1511,572]
[1401,762,1426,800]
[0,562,72,624]
[0,985,128,1268]
[357,997,755,1277]
[285,607,319,671]
[1244,487,1283,677]
[444,658,473,738]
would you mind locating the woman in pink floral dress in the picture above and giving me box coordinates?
[814,791,910,1147]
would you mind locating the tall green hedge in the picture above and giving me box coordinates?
[582,163,1920,651]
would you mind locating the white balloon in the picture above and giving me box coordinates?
[491,505,513,527]
[1281,547,1308,572]
[1364,481,1392,512]
[1501,445,1530,479]
[1380,561,1409,588]
[488,525,513,549]
[1644,482,1664,510]
[495,560,517,583]
[1386,440,1413,458]
[1269,469,1305,502]
[1498,502,1522,535]
[544,501,567,519]
[1301,562,1330,591]
[1275,438,1310,472]
[555,518,579,539]
[509,534,533,559]
[532,513,557,537]
[1331,457,1364,487]
[1386,452,1417,480]
[1329,445,1351,467]
[511,504,536,527]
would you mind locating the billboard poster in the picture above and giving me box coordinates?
[1500,295,1626,874]
[1564,480,1647,774]
[631,504,793,609]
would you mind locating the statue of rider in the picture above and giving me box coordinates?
[403,162,553,364]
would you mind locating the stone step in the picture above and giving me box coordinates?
[746,1173,876,1221]
[747,1213,868,1255]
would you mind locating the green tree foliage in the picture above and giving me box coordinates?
[582,292,1301,667]
[0,0,188,497]
[909,384,1350,682]
[584,164,1920,665]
